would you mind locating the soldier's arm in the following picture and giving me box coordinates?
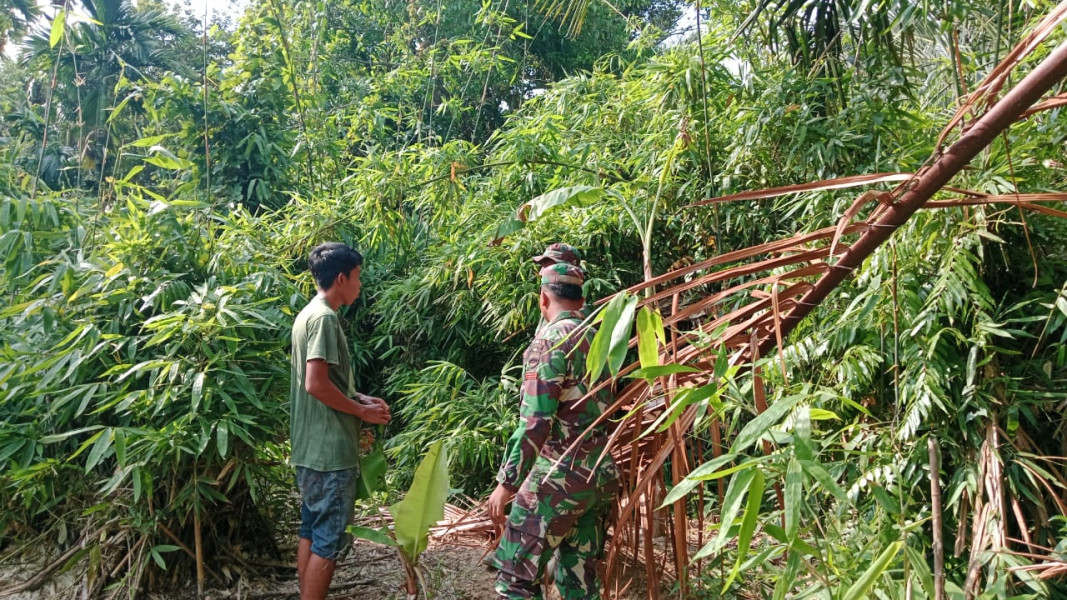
[496,346,565,491]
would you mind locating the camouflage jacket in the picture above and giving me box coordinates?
[497,309,617,493]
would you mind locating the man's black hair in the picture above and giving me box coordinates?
[308,242,363,290]
[543,282,583,301]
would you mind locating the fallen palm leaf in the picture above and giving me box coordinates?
[686,173,913,208]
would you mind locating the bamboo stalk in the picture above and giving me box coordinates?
[929,436,945,600]
[194,509,205,598]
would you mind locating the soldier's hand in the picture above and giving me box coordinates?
[487,484,516,525]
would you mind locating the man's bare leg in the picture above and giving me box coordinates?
[297,538,312,596]
[301,552,337,600]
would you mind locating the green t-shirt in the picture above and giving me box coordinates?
[290,295,362,471]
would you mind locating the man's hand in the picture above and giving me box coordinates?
[487,484,516,526]
[358,400,391,425]
[358,394,389,411]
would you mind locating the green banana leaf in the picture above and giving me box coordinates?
[387,441,450,564]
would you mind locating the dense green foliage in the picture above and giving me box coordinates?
[0,0,1065,597]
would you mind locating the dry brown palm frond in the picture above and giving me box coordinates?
[686,173,913,208]
[602,223,867,302]
[924,194,1067,219]
[1019,92,1067,119]
[937,1,1067,150]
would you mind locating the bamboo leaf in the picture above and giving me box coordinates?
[793,404,813,461]
[691,455,773,481]
[763,523,819,556]
[905,546,936,599]
[722,469,764,592]
[842,541,902,600]
[772,552,802,600]
[628,364,700,380]
[694,466,757,559]
[636,306,664,368]
[730,393,803,453]
[216,422,229,459]
[586,294,628,382]
[192,372,205,413]
[39,425,103,444]
[784,457,802,540]
[85,428,113,473]
[799,459,849,503]
[607,295,638,376]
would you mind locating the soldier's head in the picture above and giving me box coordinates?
[308,242,363,306]
[539,263,584,319]
[531,243,582,269]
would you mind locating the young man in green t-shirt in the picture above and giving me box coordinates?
[290,242,391,600]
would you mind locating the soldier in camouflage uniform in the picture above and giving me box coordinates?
[485,263,620,600]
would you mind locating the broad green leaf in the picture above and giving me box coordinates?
[347,525,398,548]
[687,452,740,479]
[50,9,65,48]
[636,306,664,368]
[357,439,388,499]
[389,441,450,564]
[607,295,638,375]
[108,95,132,124]
[523,185,603,221]
[784,457,802,540]
[871,484,901,516]
[586,293,628,382]
[730,393,803,453]
[842,541,902,600]
[661,476,702,508]
[491,185,603,242]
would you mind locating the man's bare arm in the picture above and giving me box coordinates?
[305,359,390,424]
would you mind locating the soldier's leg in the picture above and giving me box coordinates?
[553,497,611,600]
[489,500,556,600]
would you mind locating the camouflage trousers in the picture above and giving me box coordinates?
[486,464,618,600]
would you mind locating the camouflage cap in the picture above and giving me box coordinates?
[540,263,585,286]
[532,243,582,267]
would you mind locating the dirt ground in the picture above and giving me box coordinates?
[2,521,658,600]
[193,537,651,600]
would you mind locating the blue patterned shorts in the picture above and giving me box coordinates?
[296,466,360,560]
